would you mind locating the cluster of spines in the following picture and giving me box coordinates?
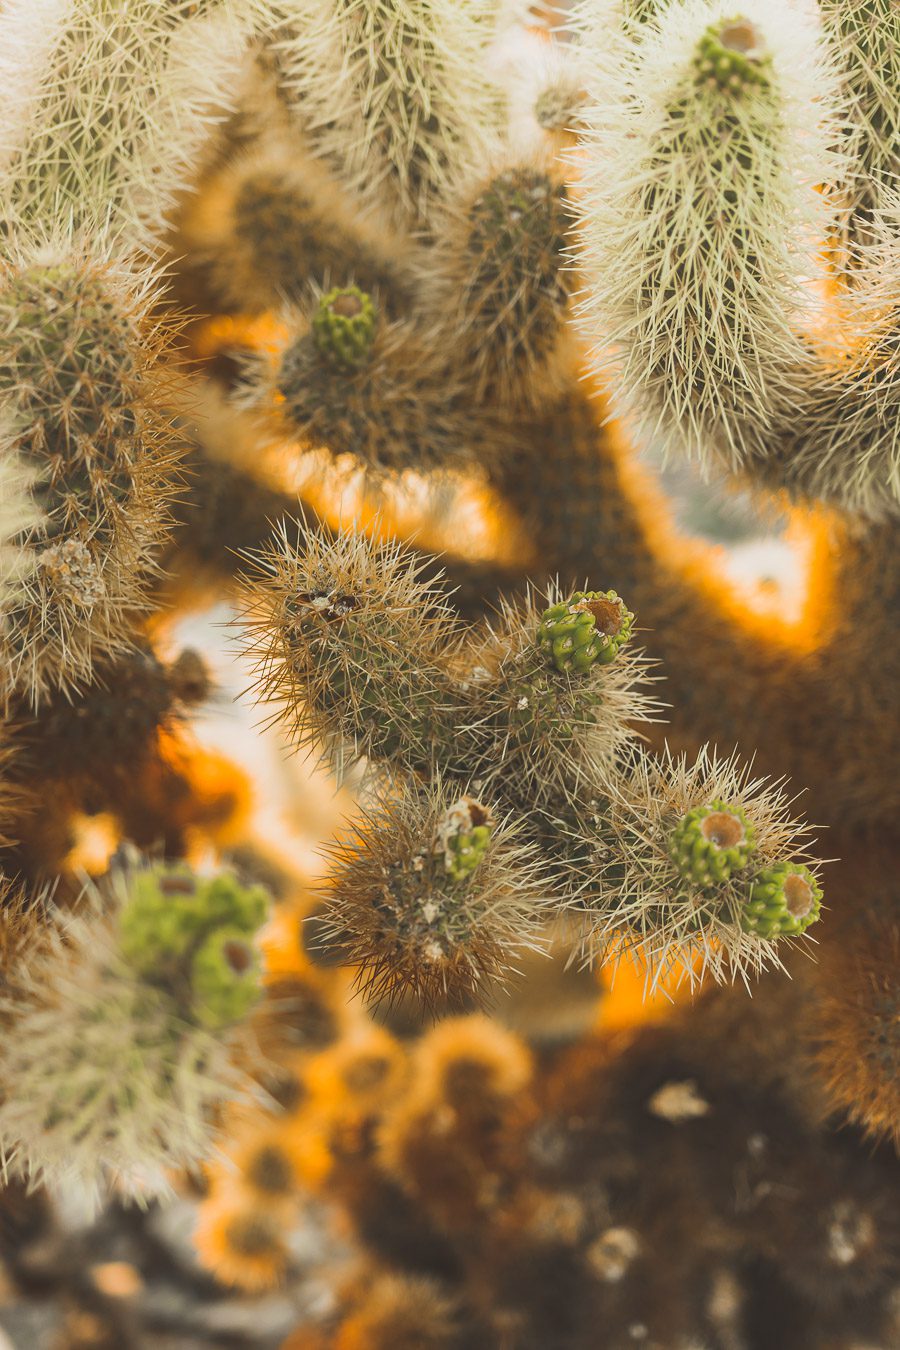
[820,0,900,247]
[237,522,824,1002]
[427,156,576,406]
[236,520,461,778]
[0,0,254,248]
[236,522,654,798]
[582,746,823,988]
[270,0,508,227]
[243,287,481,478]
[0,241,182,706]
[572,0,842,473]
[0,860,270,1201]
[320,782,550,1011]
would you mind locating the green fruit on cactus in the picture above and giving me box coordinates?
[668,801,756,885]
[694,18,770,91]
[190,926,262,1029]
[741,863,823,937]
[537,591,634,673]
[119,864,269,978]
[312,286,378,369]
[439,796,494,880]
[119,864,207,973]
[197,874,269,936]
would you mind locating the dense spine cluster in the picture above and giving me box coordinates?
[237,524,822,999]
[0,242,182,704]
[574,0,841,471]
[0,0,252,247]
[0,862,269,1200]
[269,0,508,227]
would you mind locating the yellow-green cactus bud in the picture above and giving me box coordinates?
[437,796,494,880]
[741,862,823,937]
[197,874,269,936]
[118,864,207,973]
[190,926,262,1030]
[537,591,634,673]
[119,865,269,978]
[694,17,771,91]
[668,801,756,885]
[311,286,378,370]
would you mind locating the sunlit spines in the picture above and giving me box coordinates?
[175,139,414,315]
[820,0,900,248]
[764,208,900,517]
[0,0,71,179]
[577,745,824,990]
[271,0,507,228]
[236,521,461,778]
[0,240,183,706]
[0,0,254,249]
[319,781,551,1012]
[427,154,577,407]
[573,0,844,469]
[0,447,39,617]
[507,33,591,159]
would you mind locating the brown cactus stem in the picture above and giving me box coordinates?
[477,371,898,833]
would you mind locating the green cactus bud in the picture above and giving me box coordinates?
[537,591,634,673]
[118,863,207,973]
[190,926,262,1030]
[668,801,757,885]
[438,796,494,880]
[741,863,823,937]
[119,865,269,980]
[694,18,771,91]
[312,286,378,370]
[196,874,269,936]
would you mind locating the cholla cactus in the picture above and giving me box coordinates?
[177,139,414,314]
[237,521,820,1000]
[269,0,508,226]
[244,291,479,476]
[573,0,843,470]
[577,746,823,988]
[820,0,900,244]
[0,240,182,704]
[0,860,269,1203]
[0,0,897,1340]
[0,0,254,247]
[237,522,461,777]
[320,781,551,1009]
[427,154,576,405]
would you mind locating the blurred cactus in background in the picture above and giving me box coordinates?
[0,0,897,1346]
